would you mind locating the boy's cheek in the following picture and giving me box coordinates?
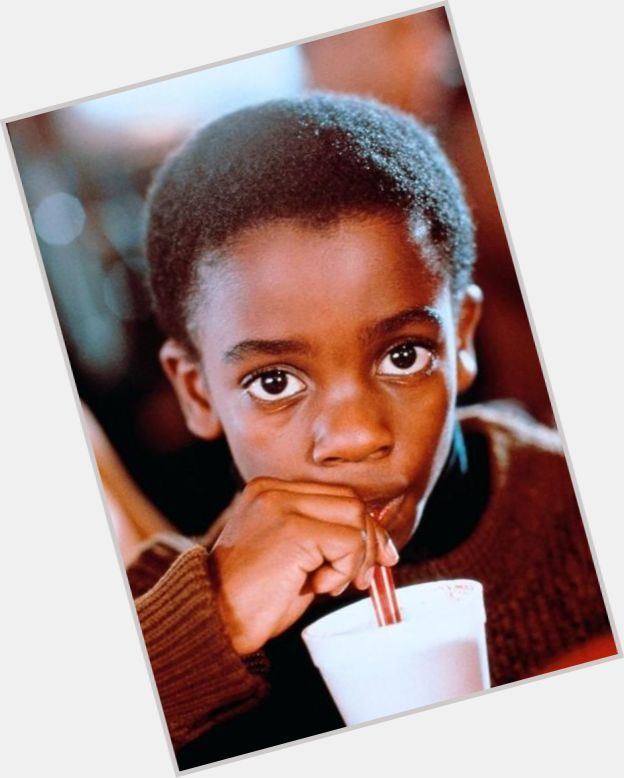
[403,407,455,485]
[395,373,457,472]
[223,425,298,483]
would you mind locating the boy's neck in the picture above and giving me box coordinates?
[400,419,490,563]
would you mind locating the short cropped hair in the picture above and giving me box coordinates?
[146,93,475,352]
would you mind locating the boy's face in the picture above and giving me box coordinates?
[163,213,481,549]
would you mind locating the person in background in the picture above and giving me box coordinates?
[83,404,175,565]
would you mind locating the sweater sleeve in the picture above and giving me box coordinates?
[133,543,270,750]
[126,532,196,598]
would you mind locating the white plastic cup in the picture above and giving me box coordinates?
[301,579,490,726]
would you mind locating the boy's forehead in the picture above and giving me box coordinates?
[196,214,451,345]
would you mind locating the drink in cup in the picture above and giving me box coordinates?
[301,579,490,726]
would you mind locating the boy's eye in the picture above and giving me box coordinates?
[377,342,434,377]
[244,369,305,402]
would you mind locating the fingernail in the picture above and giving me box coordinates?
[386,535,399,563]
[364,568,374,587]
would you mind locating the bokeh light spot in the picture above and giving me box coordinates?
[34,192,86,246]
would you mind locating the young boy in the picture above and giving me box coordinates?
[126,94,613,768]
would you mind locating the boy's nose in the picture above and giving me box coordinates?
[311,391,394,467]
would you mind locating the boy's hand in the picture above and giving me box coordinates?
[209,477,399,655]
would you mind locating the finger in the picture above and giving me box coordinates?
[310,541,369,594]
[373,524,400,567]
[246,476,357,500]
[352,514,378,590]
[292,515,367,579]
[273,493,366,531]
[309,563,354,595]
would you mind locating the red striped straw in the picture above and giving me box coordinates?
[368,503,402,626]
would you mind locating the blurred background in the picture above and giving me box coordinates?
[7,7,553,543]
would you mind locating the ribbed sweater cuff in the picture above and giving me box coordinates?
[126,532,195,598]
[135,545,269,750]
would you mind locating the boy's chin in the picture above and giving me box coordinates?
[381,490,423,551]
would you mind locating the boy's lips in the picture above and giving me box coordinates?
[364,493,406,523]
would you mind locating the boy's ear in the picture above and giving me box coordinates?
[159,339,223,440]
[455,284,483,394]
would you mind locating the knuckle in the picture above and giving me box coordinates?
[245,476,273,496]
[252,488,282,516]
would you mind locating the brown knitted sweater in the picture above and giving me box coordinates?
[127,405,611,761]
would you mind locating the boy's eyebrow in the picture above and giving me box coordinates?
[223,339,312,363]
[222,308,443,362]
[362,306,444,342]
